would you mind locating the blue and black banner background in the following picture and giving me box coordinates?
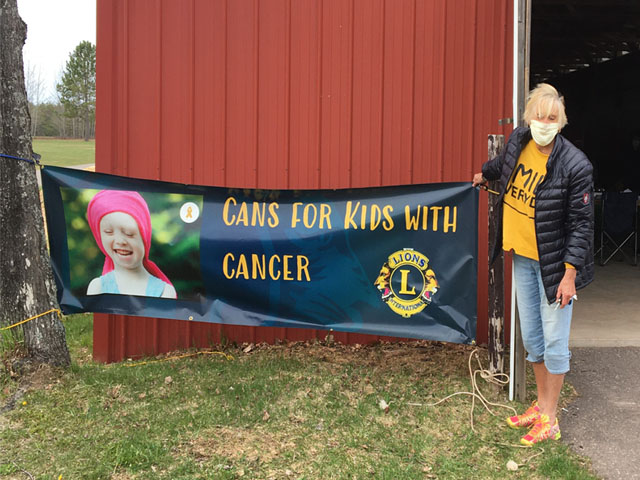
[42,166,478,344]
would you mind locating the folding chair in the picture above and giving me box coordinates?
[600,191,638,265]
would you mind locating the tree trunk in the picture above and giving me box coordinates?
[83,108,90,141]
[0,0,70,367]
[31,103,38,137]
[57,107,66,138]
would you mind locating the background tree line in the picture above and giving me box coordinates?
[26,40,96,140]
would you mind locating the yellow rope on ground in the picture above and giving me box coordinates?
[0,308,62,331]
[122,350,234,367]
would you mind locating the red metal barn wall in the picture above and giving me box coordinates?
[95,0,514,362]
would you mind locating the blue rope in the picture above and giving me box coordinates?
[0,152,41,166]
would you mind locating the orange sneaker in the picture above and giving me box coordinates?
[506,401,540,429]
[520,414,561,446]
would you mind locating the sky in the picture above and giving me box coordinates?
[18,0,96,102]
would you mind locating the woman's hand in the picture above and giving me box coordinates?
[555,268,577,308]
[472,172,486,187]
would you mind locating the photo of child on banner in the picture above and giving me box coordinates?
[86,190,176,298]
[54,183,205,302]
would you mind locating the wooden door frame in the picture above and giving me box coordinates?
[509,0,531,402]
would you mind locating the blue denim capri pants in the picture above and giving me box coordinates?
[512,254,573,375]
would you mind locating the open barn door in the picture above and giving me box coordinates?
[532,1,640,345]
[510,0,640,400]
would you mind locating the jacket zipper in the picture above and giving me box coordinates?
[533,139,560,272]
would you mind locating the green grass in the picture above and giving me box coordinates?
[32,138,95,167]
[0,315,599,480]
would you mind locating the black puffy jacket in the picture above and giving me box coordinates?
[482,127,594,303]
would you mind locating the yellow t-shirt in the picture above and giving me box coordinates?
[502,140,547,260]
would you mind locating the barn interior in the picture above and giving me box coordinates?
[530,0,640,346]
[531,0,640,191]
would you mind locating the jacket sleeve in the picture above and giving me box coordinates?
[481,128,522,181]
[563,157,594,269]
[481,148,505,181]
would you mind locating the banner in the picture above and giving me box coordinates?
[42,166,478,344]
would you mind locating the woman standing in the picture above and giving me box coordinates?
[473,83,594,446]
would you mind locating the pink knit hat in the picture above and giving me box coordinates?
[87,190,172,286]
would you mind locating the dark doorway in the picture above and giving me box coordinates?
[529,1,640,346]
[530,0,640,191]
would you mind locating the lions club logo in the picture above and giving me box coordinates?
[374,248,439,318]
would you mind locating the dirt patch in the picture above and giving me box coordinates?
[24,363,64,390]
[182,425,297,465]
[124,339,481,379]
[1,363,64,413]
[110,472,134,480]
[241,339,478,375]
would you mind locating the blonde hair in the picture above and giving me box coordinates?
[523,83,568,129]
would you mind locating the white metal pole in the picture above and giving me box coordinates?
[513,0,520,130]
[509,261,516,400]
[509,0,520,402]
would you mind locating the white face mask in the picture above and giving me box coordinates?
[530,119,560,147]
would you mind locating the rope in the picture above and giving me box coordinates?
[0,307,234,367]
[0,308,62,331]
[413,348,517,434]
[0,153,41,166]
[122,350,234,367]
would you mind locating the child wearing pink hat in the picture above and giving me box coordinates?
[86,190,177,298]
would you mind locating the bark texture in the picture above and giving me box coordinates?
[487,135,505,375]
[0,0,70,366]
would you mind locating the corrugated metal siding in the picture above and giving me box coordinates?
[95,0,514,363]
